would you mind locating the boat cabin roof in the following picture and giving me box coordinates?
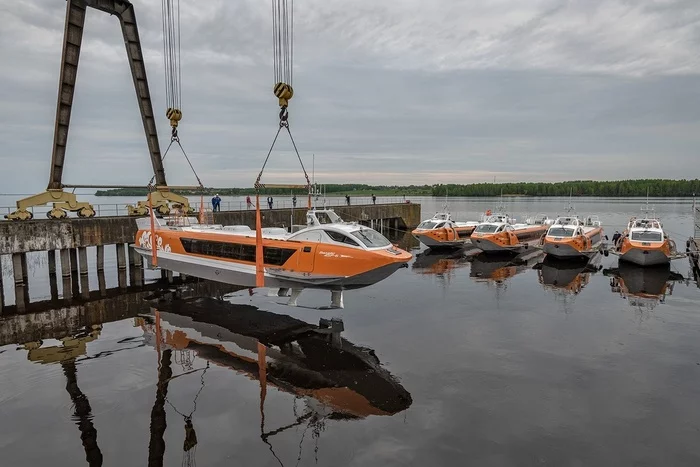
[628,217,663,231]
[553,216,581,227]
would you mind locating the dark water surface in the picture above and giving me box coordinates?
[1,197,700,466]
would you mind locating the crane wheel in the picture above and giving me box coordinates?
[47,208,68,219]
[77,206,96,218]
[127,205,149,216]
[6,209,33,221]
[156,205,170,215]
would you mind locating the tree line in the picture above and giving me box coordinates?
[94,184,433,196]
[95,179,700,198]
[432,179,700,197]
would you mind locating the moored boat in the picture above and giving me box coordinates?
[611,208,684,267]
[470,213,549,255]
[540,215,605,259]
[411,211,479,249]
[132,209,412,307]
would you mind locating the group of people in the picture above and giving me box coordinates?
[214,193,383,211]
[242,195,296,210]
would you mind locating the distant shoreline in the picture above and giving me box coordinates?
[94,179,700,198]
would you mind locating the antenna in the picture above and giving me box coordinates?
[564,188,575,214]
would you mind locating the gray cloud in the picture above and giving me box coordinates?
[1,0,699,194]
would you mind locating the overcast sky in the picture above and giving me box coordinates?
[0,0,699,193]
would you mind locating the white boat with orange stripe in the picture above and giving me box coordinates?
[132,209,411,308]
[540,215,605,259]
[470,213,550,255]
[611,213,683,267]
[411,211,479,249]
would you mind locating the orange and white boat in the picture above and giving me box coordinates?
[540,215,605,259]
[132,209,411,307]
[611,208,683,267]
[470,213,549,255]
[411,211,479,249]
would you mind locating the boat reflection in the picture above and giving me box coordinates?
[534,256,602,296]
[3,278,410,466]
[412,248,474,283]
[603,262,685,309]
[137,294,413,465]
[469,251,542,287]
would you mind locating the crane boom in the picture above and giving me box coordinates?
[49,0,165,189]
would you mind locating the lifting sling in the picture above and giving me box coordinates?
[253,0,312,287]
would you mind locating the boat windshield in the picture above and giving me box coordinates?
[475,224,500,234]
[631,231,663,242]
[351,228,392,248]
[417,221,439,229]
[548,227,575,237]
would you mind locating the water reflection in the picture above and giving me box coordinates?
[411,248,474,288]
[1,281,411,466]
[137,294,412,466]
[534,256,603,296]
[469,251,542,288]
[604,262,686,310]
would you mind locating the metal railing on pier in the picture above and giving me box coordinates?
[1,196,411,220]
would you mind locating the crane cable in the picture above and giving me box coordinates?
[254,0,310,287]
[162,0,182,129]
[147,0,203,197]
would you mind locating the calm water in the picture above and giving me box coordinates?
[1,197,700,466]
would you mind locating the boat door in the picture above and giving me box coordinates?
[293,231,320,273]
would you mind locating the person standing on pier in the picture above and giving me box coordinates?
[246,195,252,210]
[212,194,221,212]
[612,230,622,245]
[267,196,274,209]
[372,194,376,205]
[345,194,351,206]
[292,195,297,208]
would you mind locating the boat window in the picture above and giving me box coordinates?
[418,221,438,229]
[180,238,296,265]
[325,230,362,246]
[350,228,392,248]
[475,224,499,234]
[435,222,446,229]
[548,227,575,237]
[314,212,337,224]
[630,231,663,242]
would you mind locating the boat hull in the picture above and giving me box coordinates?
[411,233,465,249]
[470,237,523,254]
[619,247,670,267]
[133,246,407,290]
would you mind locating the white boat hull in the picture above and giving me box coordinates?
[412,234,465,249]
[471,237,524,254]
[133,246,407,290]
[543,241,601,259]
[618,248,670,267]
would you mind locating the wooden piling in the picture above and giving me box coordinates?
[98,270,107,297]
[96,245,104,272]
[69,248,79,275]
[48,250,57,275]
[60,249,72,300]
[60,249,71,278]
[78,247,89,299]
[116,243,127,289]
[12,253,25,286]
[116,244,127,271]
[129,246,143,287]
